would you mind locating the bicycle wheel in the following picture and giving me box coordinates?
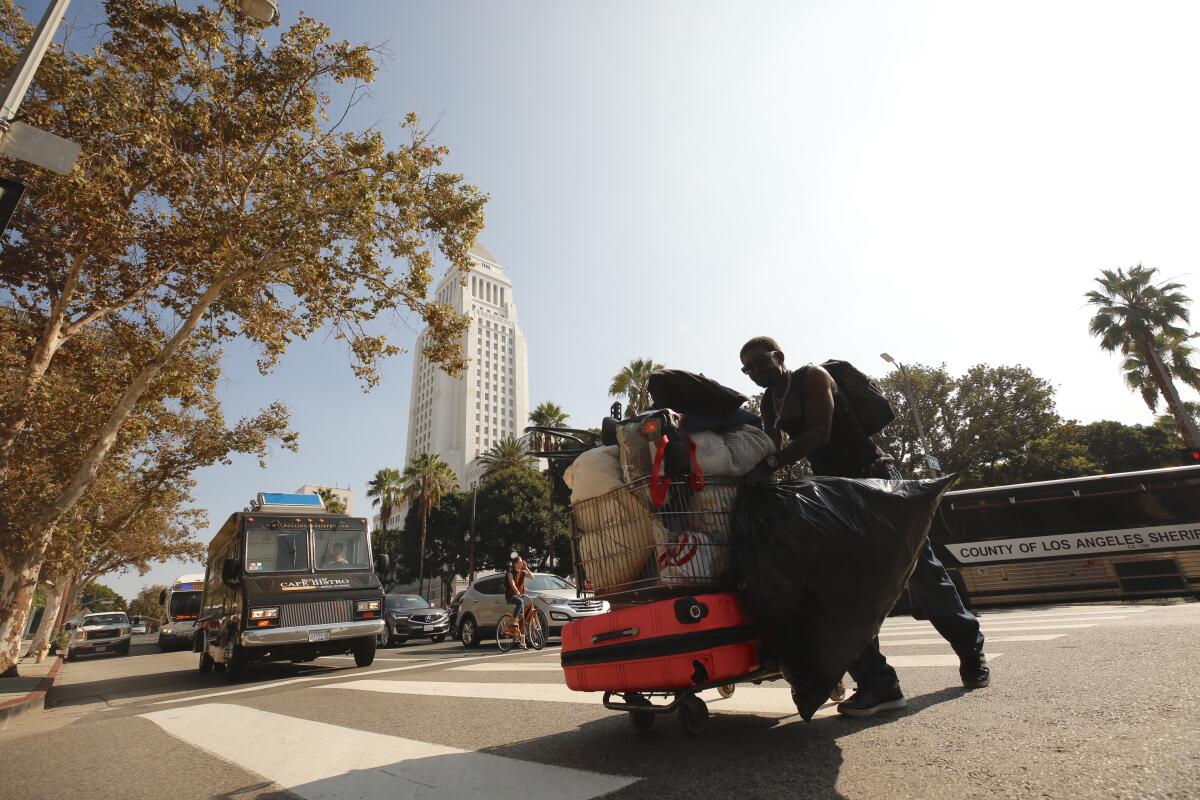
[496,615,518,653]
[525,613,545,650]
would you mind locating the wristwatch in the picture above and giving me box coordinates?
[765,454,780,470]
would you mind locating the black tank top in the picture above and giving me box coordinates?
[768,367,882,478]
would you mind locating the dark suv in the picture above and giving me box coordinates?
[378,594,450,646]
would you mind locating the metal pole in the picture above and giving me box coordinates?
[895,361,940,477]
[0,0,72,126]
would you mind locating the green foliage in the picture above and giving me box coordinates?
[366,467,405,530]
[608,358,664,417]
[527,402,570,452]
[473,466,567,572]
[476,436,534,478]
[127,584,168,623]
[1086,264,1200,446]
[77,582,126,613]
[1080,420,1178,473]
[316,488,347,514]
[388,492,468,585]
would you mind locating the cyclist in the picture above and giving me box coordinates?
[505,551,534,648]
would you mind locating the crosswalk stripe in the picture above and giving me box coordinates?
[146,651,526,706]
[320,678,841,718]
[885,653,1003,667]
[882,613,1139,630]
[879,623,1098,637]
[882,634,1065,646]
[141,703,636,800]
[452,663,563,672]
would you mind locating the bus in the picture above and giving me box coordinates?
[158,573,205,651]
[930,464,1200,608]
[195,492,387,680]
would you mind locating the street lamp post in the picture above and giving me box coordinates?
[880,352,941,477]
[465,487,480,584]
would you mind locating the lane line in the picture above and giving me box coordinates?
[882,613,1141,630]
[320,678,842,718]
[146,651,532,706]
[140,703,636,800]
[882,634,1065,646]
[885,652,1004,667]
[451,663,563,672]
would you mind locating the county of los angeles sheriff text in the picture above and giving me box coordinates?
[947,524,1200,564]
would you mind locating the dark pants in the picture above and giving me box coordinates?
[849,538,985,690]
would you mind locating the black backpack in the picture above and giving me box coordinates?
[821,360,896,435]
[648,369,748,417]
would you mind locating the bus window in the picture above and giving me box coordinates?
[246,529,310,573]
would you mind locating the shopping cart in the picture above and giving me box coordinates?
[562,474,788,734]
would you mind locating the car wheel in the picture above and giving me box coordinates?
[460,616,481,648]
[353,636,377,667]
[431,634,446,644]
[199,651,215,674]
[118,641,131,656]
[66,649,77,662]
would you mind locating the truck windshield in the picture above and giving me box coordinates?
[245,529,310,573]
[84,614,127,626]
[168,591,202,620]
[315,528,370,571]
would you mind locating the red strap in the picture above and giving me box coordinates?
[687,436,706,492]
[649,434,671,507]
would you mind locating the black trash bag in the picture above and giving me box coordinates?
[732,474,957,720]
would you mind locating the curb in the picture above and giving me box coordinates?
[0,655,64,731]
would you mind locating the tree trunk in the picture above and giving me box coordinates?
[1141,332,1200,448]
[27,570,71,663]
[0,549,45,676]
[0,278,231,674]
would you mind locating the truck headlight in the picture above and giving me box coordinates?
[355,600,381,612]
[249,607,279,620]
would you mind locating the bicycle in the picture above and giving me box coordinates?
[496,595,545,652]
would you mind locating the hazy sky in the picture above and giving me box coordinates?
[25,1,1200,600]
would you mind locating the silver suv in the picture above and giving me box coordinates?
[457,572,609,647]
[66,612,132,661]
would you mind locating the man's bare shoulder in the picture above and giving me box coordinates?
[802,364,834,390]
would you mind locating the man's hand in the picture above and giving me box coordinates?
[746,457,777,486]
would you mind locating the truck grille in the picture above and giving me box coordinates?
[280,599,353,628]
[87,629,120,640]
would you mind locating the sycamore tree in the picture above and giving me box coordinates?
[127,585,168,624]
[0,2,484,671]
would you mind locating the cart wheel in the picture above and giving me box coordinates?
[716,684,735,699]
[678,694,709,736]
[829,677,846,703]
[625,693,655,733]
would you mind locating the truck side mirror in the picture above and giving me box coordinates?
[375,553,391,574]
[221,558,241,584]
[158,589,166,605]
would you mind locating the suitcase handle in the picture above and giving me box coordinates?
[591,626,639,644]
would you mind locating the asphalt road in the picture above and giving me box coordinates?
[1,600,1197,800]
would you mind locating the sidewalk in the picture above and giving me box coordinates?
[0,645,64,731]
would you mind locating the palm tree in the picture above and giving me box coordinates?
[527,401,569,452]
[1087,265,1200,447]
[366,467,405,531]
[476,436,534,477]
[315,487,347,514]
[400,453,459,598]
[608,358,664,418]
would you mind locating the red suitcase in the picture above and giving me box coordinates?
[560,593,763,693]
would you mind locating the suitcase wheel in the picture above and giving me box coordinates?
[677,694,709,735]
[716,684,735,699]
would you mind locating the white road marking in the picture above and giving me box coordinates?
[885,652,1003,667]
[140,703,636,800]
[321,678,842,718]
[452,663,563,672]
[146,651,528,706]
[882,613,1140,630]
[879,623,1098,637]
[882,634,1065,646]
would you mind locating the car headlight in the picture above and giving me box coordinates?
[355,600,381,613]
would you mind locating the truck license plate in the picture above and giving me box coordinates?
[94,645,107,651]
[307,630,330,642]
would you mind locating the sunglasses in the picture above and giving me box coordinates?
[741,351,778,375]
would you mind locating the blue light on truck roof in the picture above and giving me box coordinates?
[258,492,324,507]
